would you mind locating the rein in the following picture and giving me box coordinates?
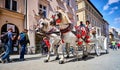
[60,23,73,34]
[46,28,60,35]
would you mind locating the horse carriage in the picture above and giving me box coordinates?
[86,26,109,56]
[33,8,109,64]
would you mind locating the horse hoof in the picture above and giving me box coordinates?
[44,60,48,63]
[66,55,69,58]
[59,60,64,64]
[55,57,60,60]
[106,50,109,54]
[82,55,88,60]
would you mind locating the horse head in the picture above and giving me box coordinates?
[53,9,70,25]
[50,11,62,26]
[35,18,49,33]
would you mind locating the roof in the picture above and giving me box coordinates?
[87,0,103,17]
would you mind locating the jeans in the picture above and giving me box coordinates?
[112,45,117,50]
[20,44,26,60]
[1,43,12,62]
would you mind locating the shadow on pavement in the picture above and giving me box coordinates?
[65,56,95,64]
[89,52,108,56]
[0,54,46,63]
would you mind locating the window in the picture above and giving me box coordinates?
[5,0,11,9]
[86,4,88,9]
[5,0,17,11]
[97,29,100,36]
[86,14,89,20]
[66,0,70,6]
[39,4,47,18]
[77,15,79,21]
[75,5,78,11]
[12,0,17,11]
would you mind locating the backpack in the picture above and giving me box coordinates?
[1,33,8,43]
[19,33,26,44]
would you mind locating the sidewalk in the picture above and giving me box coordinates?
[10,54,42,59]
[0,53,43,63]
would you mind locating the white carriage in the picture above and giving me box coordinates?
[88,27,109,56]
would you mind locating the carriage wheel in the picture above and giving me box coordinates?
[105,49,109,54]
[94,41,101,56]
[82,45,89,60]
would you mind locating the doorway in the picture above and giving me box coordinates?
[1,23,19,54]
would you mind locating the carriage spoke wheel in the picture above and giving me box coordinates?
[94,41,101,56]
[82,45,89,60]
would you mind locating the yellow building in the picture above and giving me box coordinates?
[76,0,109,37]
[0,0,26,53]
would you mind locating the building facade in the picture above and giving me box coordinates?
[0,0,26,53]
[103,20,109,37]
[76,0,109,37]
[109,28,119,43]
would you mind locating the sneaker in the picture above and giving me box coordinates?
[0,58,5,63]
[19,59,25,61]
[6,60,12,63]
[0,52,5,58]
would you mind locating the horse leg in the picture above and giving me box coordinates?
[66,43,70,58]
[44,47,50,62]
[59,43,65,64]
[44,38,54,62]
[44,37,55,62]
[72,43,79,61]
[53,44,59,60]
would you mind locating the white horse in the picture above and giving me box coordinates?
[53,9,91,64]
[35,18,62,62]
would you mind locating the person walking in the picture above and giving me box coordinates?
[79,21,85,27]
[18,29,30,61]
[79,21,86,36]
[111,40,117,50]
[0,28,16,63]
[117,41,120,49]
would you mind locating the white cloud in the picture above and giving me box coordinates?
[103,0,120,10]
[111,27,120,34]
[108,6,118,14]
[108,0,119,4]
[109,10,114,14]
[103,4,109,10]
[110,17,120,34]
[114,17,120,23]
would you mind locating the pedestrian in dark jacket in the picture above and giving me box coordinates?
[18,29,30,61]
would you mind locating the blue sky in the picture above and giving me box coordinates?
[90,0,120,33]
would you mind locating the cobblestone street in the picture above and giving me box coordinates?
[0,49,120,70]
